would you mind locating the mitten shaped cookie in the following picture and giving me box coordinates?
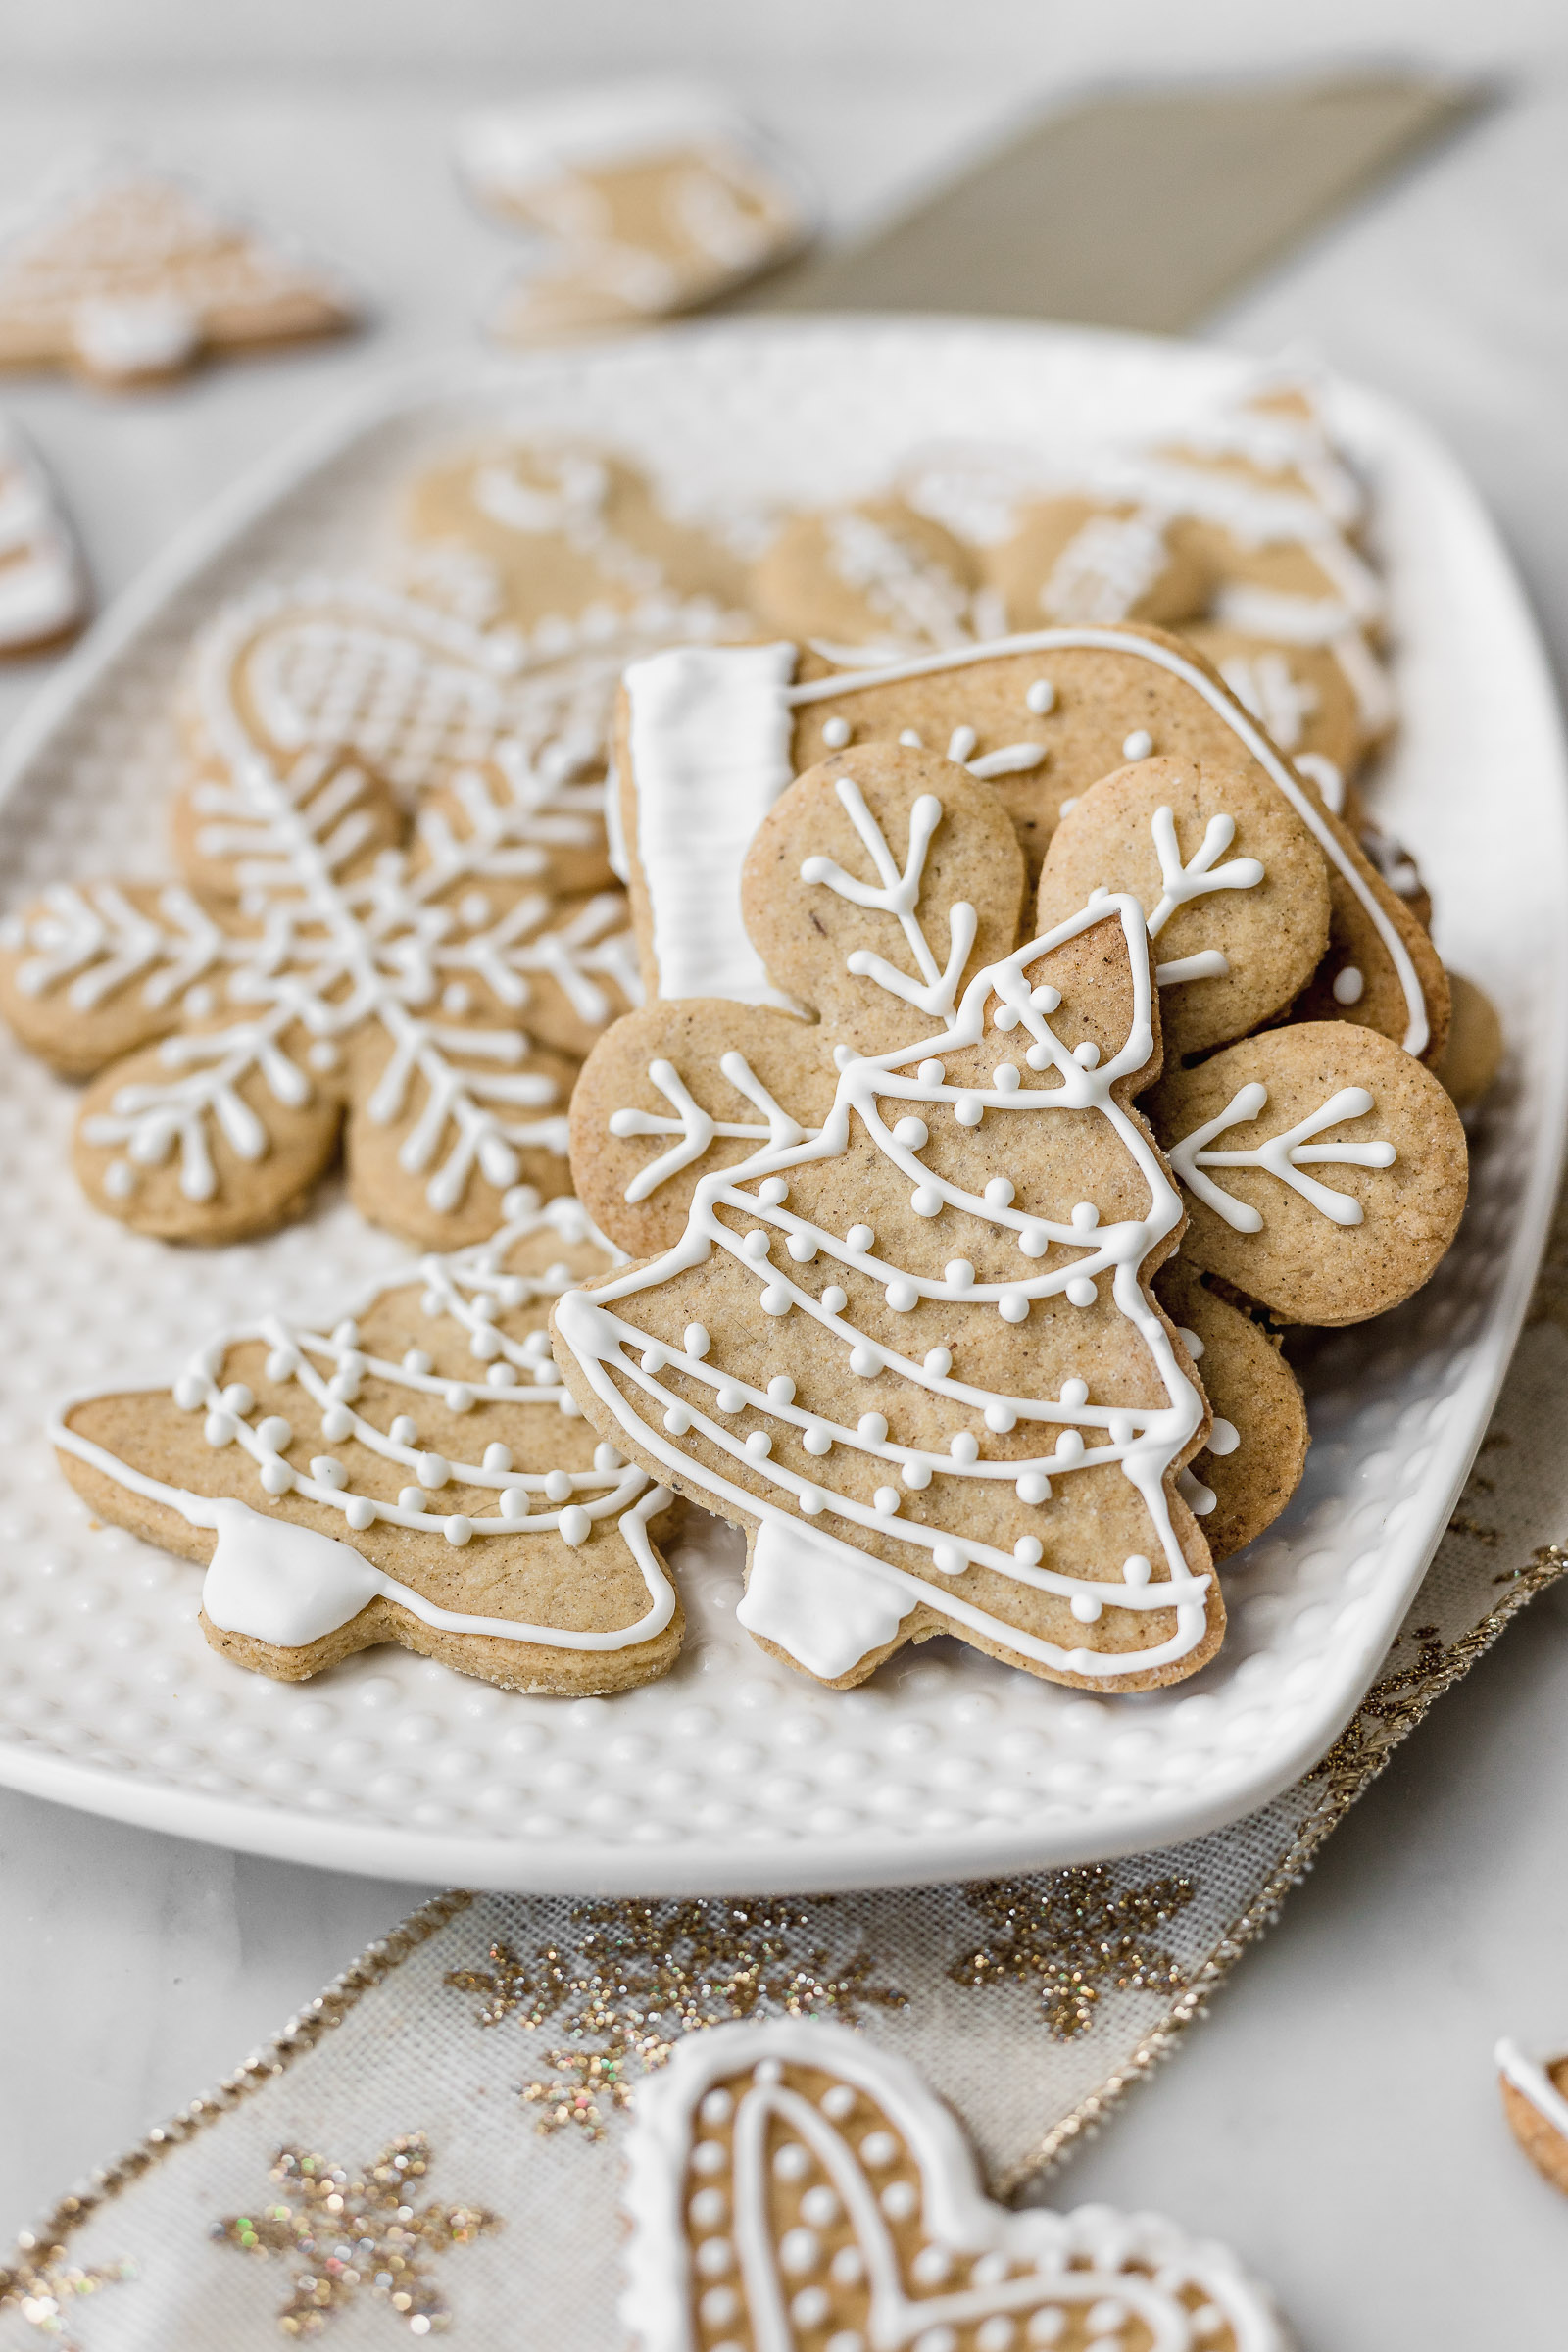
[52,1195,680,1693]
[623,2018,1291,2352]
[612,624,1446,1061]
[0,580,644,1246]
[556,744,1224,1694]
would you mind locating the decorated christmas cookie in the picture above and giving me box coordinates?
[1496,2038,1568,2198]
[623,2017,1290,2352]
[0,579,645,1245]
[986,494,1210,630]
[455,80,810,341]
[52,1194,680,1693]
[750,499,991,657]
[0,157,357,387]
[1152,1258,1308,1563]
[1146,1024,1467,1326]
[1179,619,1372,783]
[0,416,88,655]
[1036,751,1332,1061]
[557,746,1225,1693]
[612,625,1446,1060]
[399,442,748,639]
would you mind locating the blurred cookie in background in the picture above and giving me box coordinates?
[0,153,360,389]
[0,416,88,654]
[456,79,812,342]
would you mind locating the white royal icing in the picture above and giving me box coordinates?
[622,2018,1288,2352]
[557,854,1212,1682]
[1168,1082,1396,1233]
[626,639,802,1005]
[50,1196,677,1653]
[0,419,86,648]
[1496,2038,1568,2148]
[457,79,770,197]
[71,292,202,378]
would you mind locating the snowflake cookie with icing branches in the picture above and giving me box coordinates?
[0,154,358,387]
[622,2017,1290,2352]
[0,576,663,1246]
[555,744,1225,1693]
[51,1193,680,1692]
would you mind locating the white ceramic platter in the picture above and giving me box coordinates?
[0,321,1562,1895]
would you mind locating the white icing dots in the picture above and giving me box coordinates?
[1122,728,1153,760]
[886,1279,918,1312]
[820,2084,857,2121]
[880,2180,918,2221]
[950,1432,979,1463]
[1176,1325,1204,1360]
[850,1345,883,1377]
[820,1285,848,1315]
[692,2139,727,2175]
[1124,1554,1152,1586]
[893,1116,929,1148]
[911,2245,953,2285]
[1026,677,1056,714]
[1015,1473,1050,1504]
[800,2184,839,2227]
[923,1348,952,1377]
[821,716,852,750]
[694,2237,733,2278]
[779,2227,820,2275]
[1207,1417,1240,1456]
[684,1324,710,1359]
[858,1413,889,1444]
[873,1486,901,1515]
[917,1059,945,1084]
[1066,1276,1098,1308]
[1333,963,1365,1004]
[760,1285,793,1315]
[846,1223,874,1251]
[954,1094,983,1127]
[772,2141,810,2180]
[858,2131,898,2169]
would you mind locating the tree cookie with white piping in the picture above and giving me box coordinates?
[52,1194,680,1693]
[0,157,357,387]
[556,743,1226,1694]
[0,578,644,1246]
[622,2016,1291,2352]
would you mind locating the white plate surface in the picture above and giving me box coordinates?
[0,320,1562,1896]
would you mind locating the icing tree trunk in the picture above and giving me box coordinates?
[556,886,1217,1690]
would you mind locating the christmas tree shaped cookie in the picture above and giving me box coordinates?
[52,1194,679,1691]
[556,745,1223,1692]
[0,156,358,387]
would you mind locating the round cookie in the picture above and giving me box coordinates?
[1146,1022,1468,1325]
[1036,752,1332,1060]
[987,495,1210,630]
[1153,1258,1308,1561]
[750,498,982,651]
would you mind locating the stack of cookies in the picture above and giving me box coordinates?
[0,373,1491,1702]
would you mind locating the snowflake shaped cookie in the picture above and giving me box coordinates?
[52,1193,680,1692]
[622,2018,1289,2352]
[0,578,652,1245]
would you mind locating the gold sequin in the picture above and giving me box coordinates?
[446,1898,905,2138]
[213,2134,497,2336]
[949,1866,1195,2038]
[0,2247,134,2349]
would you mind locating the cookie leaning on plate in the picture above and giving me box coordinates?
[51,1195,681,1693]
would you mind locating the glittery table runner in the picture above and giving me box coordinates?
[4,1179,1564,2352]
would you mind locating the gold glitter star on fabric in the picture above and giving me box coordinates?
[0,2241,134,2348]
[949,1866,1196,2039]
[212,2134,497,2337]
[445,1897,905,2138]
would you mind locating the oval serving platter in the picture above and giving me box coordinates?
[0,318,1561,1895]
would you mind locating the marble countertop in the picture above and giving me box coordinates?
[4,35,1568,2347]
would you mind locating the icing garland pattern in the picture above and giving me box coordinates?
[622,2017,1288,2352]
[51,1194,677,1663]
[558,780,1214,1687]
